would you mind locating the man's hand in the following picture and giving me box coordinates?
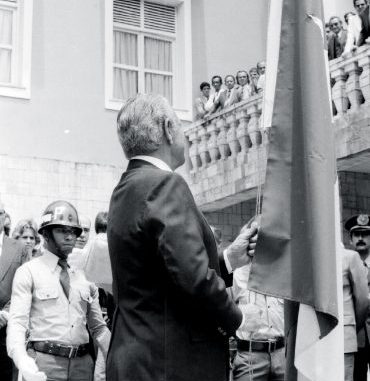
[225,222,258,271]
[0,310,9,328]
[19,356,47,381]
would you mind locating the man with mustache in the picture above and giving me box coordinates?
[7,201,110,381]
[345,214,370,381]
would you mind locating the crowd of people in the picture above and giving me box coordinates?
[326,0,370,60]
[194,61,266,121]
[193,1,370,123]
[1,92,370,381]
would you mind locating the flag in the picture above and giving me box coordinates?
[248,0,341,379]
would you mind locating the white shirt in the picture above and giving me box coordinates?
[344,14,362,54]
[84,233,112,294]
[233,264,284,340]
[131,155,172,172]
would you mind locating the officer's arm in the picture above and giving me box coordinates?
[6,265,33,367]
[86,283,111,359]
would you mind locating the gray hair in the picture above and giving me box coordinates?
[117,93,176,158]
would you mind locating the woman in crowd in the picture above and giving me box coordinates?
[12,219,42,258]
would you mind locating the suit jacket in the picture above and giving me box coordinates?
[342,248,369,353]
[221,86,241,109]
[328,30,347,60]
[107,160,241,381]
[357,5,370,47]
[0,235,28,345]
[0,236,28,311]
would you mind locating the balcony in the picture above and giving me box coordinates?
[184,42,370,211]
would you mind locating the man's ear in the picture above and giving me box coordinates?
[43,230,50,242]
[163,118,174,145]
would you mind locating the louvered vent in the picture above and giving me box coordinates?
[144,2,176,34]
[113,0,141,27]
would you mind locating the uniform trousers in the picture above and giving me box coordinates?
[354,344,370,381]
[27,348,94,381]
[345,353,355,381]
[232,347,285,381]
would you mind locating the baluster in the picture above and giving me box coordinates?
[331,67,349,116]
[236,108,250,162]
[216,117,229,160]
[345,61,363,111]
[207,118,220,163]
[187,130,199,172]
[198,125,209,168]
[359,52,370,106]
[246,103,262,150]
[226,112,239,159]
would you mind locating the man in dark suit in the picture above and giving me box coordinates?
[0,202,28,381]
[107,94,257,381]
[357,4,370,46]
[328,16,348,60]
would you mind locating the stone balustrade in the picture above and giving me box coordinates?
[184,94,267,210]
[330,42,370,116]
[184,42,370,210]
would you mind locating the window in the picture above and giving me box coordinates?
[0,0,33,99]
[106,0,193,121]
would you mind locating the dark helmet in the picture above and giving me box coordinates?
[38,200,82,237]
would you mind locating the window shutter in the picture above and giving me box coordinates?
[144,1,176,34]
[113,0,141,27]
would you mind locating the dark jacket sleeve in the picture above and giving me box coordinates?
[144,173,242,334]
[357,6,369,47]
[218,249,233,288]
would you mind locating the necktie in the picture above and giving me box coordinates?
[227,89,231,98]
[58,259,70,298]
[241,86,244,98]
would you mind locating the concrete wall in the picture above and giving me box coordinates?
[191,0,269,101]
[324,0,357,22]
[0,0,124,166]
[204,199,256,243]
[0,154,122,232]
[339,171,370,246]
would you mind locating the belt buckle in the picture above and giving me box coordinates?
[268,340,276,353]
[68,346,78,359]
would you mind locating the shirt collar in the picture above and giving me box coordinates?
[131,155,172,172]
[39,249,60,272]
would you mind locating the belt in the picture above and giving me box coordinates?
[237,337,285,353]
[27,341,90,359]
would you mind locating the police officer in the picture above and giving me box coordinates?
[345,214,370,381]
[7,201,110,381]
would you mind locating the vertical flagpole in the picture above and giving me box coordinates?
[261,0,283,130]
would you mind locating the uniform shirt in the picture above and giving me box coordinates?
[232,264,284,340]
[7,249,109,360]
[68,247,88,271]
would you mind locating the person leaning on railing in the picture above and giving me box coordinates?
[194,81,213,120]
